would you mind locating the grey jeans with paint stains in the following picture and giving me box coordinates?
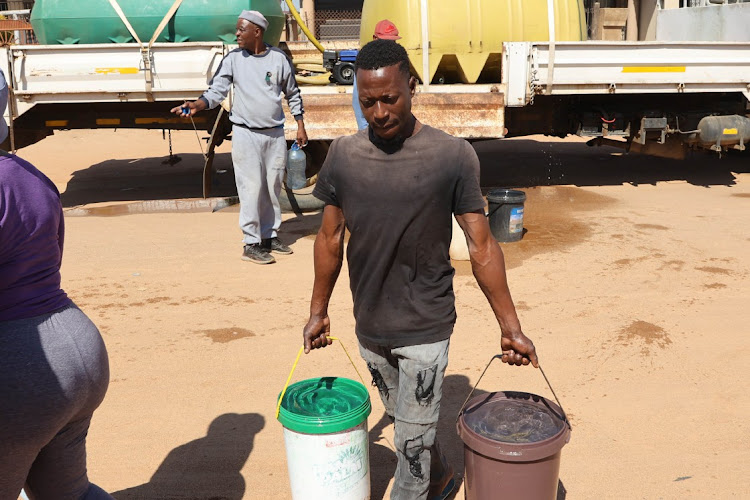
[358,338,450,500]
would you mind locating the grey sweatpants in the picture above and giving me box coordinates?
[0,304,113,500]
[231,125,287,245]
[359,338,450,500]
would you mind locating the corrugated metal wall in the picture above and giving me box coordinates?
[314,0,362,10]
[2,0,34,10]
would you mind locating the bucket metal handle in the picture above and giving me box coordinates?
[457,355,571,430]
[485,205,502,220]
[275,337,366,420]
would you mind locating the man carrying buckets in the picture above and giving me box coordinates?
[303,39,538,500]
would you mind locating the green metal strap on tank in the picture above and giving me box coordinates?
[143,0,184,101]
[106,0,144,44]
[147,0,185,48]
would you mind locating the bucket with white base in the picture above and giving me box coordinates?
[278,376,372,500]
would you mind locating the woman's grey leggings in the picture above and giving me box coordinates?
[0,304,113,500]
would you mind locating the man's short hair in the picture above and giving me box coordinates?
[355,39,411,79]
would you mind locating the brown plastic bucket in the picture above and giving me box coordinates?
[457,391,571,500]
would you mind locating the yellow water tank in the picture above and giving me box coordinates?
[360,0,586,84]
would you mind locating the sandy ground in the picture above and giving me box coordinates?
[16,128,750,499]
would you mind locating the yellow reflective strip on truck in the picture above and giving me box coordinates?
[622,66,686,73]
[95,67,139,75]
[45,120,68,127]
[723,128,738,135]
[96,118,121,125]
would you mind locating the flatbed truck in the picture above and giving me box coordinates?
[2,12,748,201]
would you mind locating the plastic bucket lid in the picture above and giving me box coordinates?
[487,189,526,204]
[278,377,371,435]
[457,391,570,462]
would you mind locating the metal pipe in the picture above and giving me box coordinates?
[545,0,556,95]
[420,0,430,87]
[287,0,325,53]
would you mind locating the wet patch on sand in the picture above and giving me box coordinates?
[70,287,259,312]
[455,186,616,274]
[616,320,671,355]
[145,296,171,304]
[695,266,732,276]
[703,282,727,289]
[659,260,685,271]
[708,257,736,265]
[612,256,649,268]
[185,296,257,306]
[64,197,238,217]
[731,193,750,198]
[201,327,256,343]
[634,224,669,231]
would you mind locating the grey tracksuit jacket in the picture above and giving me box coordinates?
[200,45,304,128]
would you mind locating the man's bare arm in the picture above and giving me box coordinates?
[303,205,346,353]
[455,210,538,367]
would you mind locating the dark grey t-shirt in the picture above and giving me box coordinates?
[313,125,486,347]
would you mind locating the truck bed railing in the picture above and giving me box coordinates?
[503,41,750,106]
[4,42,227,110]
[2,42,506,142]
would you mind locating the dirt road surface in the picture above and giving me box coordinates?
[17,129,749,499]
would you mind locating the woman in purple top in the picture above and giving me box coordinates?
[0,70,114,499]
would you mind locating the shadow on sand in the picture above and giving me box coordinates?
[60,153,237,208]
[474,139,749,189]
[112,413,264,500]
[277,211,324,246]
[59,140,749,209]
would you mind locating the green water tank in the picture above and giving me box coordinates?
[30,0,284,45]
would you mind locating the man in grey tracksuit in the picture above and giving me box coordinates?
[173,10,307,264]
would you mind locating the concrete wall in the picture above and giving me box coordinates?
[657,3,750,41]
[639,0,659,40]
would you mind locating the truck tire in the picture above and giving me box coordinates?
[333,62,356,85]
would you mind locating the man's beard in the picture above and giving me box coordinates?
[368,126,406,154]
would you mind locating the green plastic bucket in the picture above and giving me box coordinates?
[30,0,285,45]
[278,377,372,499]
